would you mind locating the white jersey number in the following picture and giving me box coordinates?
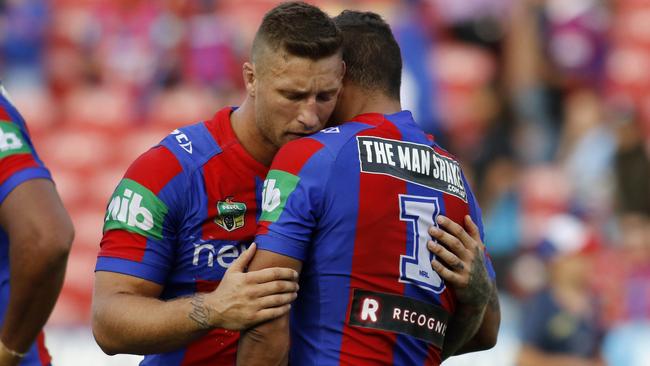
[399,195,445,293]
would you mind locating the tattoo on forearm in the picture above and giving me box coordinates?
[463,252,490,305]
[189,293,211,330]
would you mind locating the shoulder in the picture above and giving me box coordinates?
[308,122,376,154]
[123,145,185,195]
[158,120,223,174]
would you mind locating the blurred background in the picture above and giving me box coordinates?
[1,0,649,365]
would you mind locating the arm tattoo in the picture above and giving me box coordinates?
[188,293,211,330]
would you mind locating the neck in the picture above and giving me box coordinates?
[230,97,277,166]
[341,86,402,120]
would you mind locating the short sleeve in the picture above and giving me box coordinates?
[255,138,329,261]
[0,93,51,204]
[95,145,186,285]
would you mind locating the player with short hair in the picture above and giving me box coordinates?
[238,10,499,365]
[0,84,74,366]
[91,2,345,364]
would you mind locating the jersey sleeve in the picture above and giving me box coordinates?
[463,173,497,281]
[0,90,51,204]
[95,145,186,285]
[255,138,330,261]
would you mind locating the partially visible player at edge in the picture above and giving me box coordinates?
[238,10,500,365]
[0,83,74,366]
[91,2,345,365]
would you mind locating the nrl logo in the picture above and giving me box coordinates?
[214,197,246,232]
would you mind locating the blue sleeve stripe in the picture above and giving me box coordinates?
[95,256,167,285]
[255,232,307,262]
[0,167,51,204]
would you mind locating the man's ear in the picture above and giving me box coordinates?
[341,60,347,79]
[243,62,256,97]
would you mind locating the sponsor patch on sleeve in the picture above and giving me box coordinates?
[348,289,450,348]
[103,179,169,240]
[0,121,30,159]
[259,169,300,223]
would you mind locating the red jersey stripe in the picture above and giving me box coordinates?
[339,117,404,365]
[0,154,40,186]
[181,328,238,366]
[99,229,148,262]
[36,331,51,366]
[123,146,183,195]
[271,138,324,176]
[0,104,11,121]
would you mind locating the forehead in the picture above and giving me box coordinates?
[260,50,342,91]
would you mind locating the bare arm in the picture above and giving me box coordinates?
[0,179,74,364]
[454,280,500,354]
[92,243,299,355]
[426,215,496,359]
[237,248,302,366]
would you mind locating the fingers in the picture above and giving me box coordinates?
[430,257,463,285]
[246,267,299,284]
[428,226,468,260]
[253,304,292,324]
[253,280,299,297]
[427,240,465,272]
[258,292,298,309]
[464,215,482,243]
[435,215,474,249]
[228,243,257,273]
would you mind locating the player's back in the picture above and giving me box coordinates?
[258,110,484,365]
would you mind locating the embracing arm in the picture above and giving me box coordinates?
[92,244,298,355]
[427,215,497,360]
[0,179,74,364]
[237,249,303,366]
[455,281,500,354]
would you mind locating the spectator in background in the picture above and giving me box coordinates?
[613,108,650,217]
[0,83,74,365]
[517,214,604,366]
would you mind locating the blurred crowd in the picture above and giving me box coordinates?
[1,0,649,365]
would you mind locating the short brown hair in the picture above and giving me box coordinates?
[333,10,402,100]
[252,2,342,61]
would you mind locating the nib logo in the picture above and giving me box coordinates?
[106,189,153,231]
[0,122,30,158]
[103,179,168,239]
[262,179,281,213]
[0,130,23,152]
[259,170,300,223]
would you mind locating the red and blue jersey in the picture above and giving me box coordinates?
[96,107,268,365]
[0,85,52,366]
[256,111,496,366]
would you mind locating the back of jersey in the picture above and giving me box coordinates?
[256,110,489,366]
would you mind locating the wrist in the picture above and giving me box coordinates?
[188,293,216,330]
[0,338,26,363]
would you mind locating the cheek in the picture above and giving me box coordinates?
[317,101,338,120]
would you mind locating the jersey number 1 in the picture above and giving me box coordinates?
[399,195,445,293]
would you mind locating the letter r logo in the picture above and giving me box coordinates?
[360,298,379,322]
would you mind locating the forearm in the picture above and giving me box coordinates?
[1,244,69,353]
[92,292,214,355]
[237,314,289,366]
[454,282,500,355]
[441,302,487,360]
